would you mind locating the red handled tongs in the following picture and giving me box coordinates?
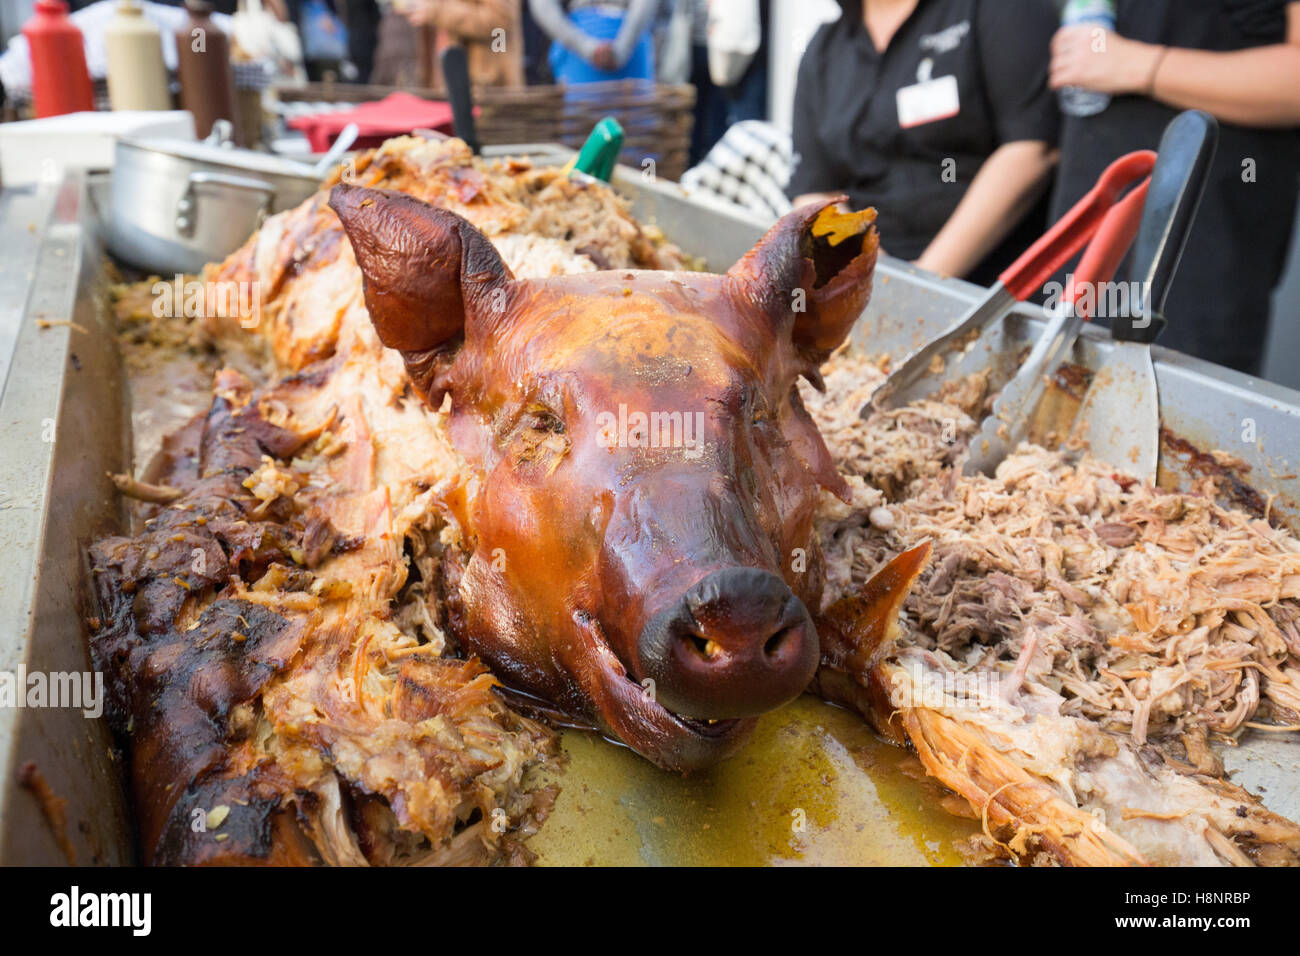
[867,150,1158,417]
[962,169,1153,474]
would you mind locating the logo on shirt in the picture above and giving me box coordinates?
[918,20,970,55]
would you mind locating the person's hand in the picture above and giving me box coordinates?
[1049,26,1166,96]
[590,43,617,72]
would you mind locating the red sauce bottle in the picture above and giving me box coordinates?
[22,0,95,118]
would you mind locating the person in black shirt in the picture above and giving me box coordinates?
[787,0,1061,285]
[1048,1,1300,376]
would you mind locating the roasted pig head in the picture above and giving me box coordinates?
[329,184,878,771]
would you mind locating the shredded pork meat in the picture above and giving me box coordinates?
[806,347,1300,866]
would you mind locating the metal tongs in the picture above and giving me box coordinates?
[962,169,1154,474]
[867,150,1157,419]
[1070,111,1219,481]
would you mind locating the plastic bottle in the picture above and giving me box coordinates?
[104,0,172,111]
[176,0,237,140]
[21,0,94,118]
[1058,0,1117,118]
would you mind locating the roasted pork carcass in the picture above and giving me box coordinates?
[90,137,703,865]
[91,136,906,864]
[323,180,884,773]
[93,134,1300,867]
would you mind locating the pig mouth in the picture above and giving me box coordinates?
[571,608,756,770]
[672,714,745,737]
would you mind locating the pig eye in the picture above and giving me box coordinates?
[505,404,570,469]
[525,407,565,434]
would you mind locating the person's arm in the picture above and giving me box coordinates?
[913,141,1057,277]
[529,0,602,61]
[1049,2,1300,128]
[914,0,1060,278]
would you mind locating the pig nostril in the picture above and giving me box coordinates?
[764,626,795,658]
[639,575,819,720]
[686,634,721,659]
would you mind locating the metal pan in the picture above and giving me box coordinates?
[105,132,324,275]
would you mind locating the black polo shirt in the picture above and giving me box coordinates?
[1049,0,1300,376]
[787,0,1060,283]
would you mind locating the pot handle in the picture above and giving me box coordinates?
[176,171,276,237]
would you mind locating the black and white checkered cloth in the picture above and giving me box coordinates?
[680,120,793,221]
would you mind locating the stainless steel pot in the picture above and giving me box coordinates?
[105,131,324,274]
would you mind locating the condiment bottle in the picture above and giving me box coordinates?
[22,0,94,118]
[175,0,237,140]
[104,0,171,111]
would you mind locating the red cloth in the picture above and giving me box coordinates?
[288,92,459,152]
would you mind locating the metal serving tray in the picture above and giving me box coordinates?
[1,149,1296,865]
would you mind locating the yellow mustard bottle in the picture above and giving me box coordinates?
[104,0,171,111]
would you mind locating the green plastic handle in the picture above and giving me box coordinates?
[574,117,624,182]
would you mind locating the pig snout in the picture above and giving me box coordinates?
[636,568,819,720]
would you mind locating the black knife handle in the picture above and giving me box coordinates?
[1114,110,1218,344]
[441,45,480,156]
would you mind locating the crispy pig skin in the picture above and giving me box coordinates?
[94,597,312,866]
[91,360,556,866]
[322,179,881,771]
[91,137,692,866]
[90,389,322,864]
[812,542,932,746]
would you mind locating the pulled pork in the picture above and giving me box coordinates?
[806,346,1300,866]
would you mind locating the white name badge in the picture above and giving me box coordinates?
[896,74,961,129]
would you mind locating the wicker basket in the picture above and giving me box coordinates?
[276,79,696,182]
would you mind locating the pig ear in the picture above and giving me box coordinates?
[726,197,878,358]
[328,184,513,353]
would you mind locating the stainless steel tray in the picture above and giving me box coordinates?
[1,150,1297,865]
[0,172,135,865]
